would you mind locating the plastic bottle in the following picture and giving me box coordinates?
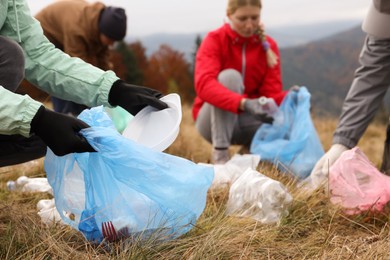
[258,96,283,125]
[7,176,52,194]
[226,168,293,224]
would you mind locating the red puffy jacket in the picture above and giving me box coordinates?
[192,23,287,120]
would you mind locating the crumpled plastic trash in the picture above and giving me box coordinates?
[226,168,293,224]
[7,176,52,194]
[6,176,62,225]
[203,154,261,189]
[37,199,65,225]
[329,146,390,214]
[104,106,133,133]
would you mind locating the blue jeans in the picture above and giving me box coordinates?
[51,96,88,116]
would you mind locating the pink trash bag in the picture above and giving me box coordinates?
[329,147,390,215]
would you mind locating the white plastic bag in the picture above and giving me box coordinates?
[209,154,261,188]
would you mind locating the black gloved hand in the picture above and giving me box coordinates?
[258,115,274,124]
[30,106,95,156]
[108,80,168,115]
[243,99,274,124]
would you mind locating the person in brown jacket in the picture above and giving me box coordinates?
[35,0,127,116]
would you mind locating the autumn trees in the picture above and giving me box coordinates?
[110,39,199,105]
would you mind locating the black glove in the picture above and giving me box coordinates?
[108,80,168,115]
[243,99,274,124]
[30,106,95,156]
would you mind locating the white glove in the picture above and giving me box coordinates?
[301,144,349,190]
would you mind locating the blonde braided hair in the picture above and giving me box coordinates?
[227,0,278,68]
[256,26,278,68]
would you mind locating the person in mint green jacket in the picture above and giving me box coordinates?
[0,0,167,167]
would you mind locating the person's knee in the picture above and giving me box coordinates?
[8,39,25,79]
[0,36,25,87]
[218,69,244,93]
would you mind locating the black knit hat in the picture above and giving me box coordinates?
[98,7,127,41]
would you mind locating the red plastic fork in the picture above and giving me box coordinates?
[101,221,117,242]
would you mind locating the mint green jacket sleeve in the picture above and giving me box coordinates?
[0,0,119,136]
[0,86,42,136]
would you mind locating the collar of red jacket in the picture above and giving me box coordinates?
[223,23,261,45]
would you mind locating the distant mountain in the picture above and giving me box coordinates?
[269,19,362,48]
[126,20,362,61]
[127,32,203,61]
[280,26,366,116]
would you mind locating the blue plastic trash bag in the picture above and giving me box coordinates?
[44,106,214,243]
[250,87,324,179]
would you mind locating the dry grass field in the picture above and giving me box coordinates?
[0,104,389,259]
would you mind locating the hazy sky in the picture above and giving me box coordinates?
[26,0,370,37]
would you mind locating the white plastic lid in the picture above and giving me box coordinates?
[122,93,182,152]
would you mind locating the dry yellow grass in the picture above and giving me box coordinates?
[0,104,389,259]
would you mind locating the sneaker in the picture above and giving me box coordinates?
[212,148,230,164]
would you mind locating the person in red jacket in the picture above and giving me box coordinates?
[193,0,288,164]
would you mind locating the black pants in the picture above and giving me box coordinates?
[0,36,46,167]
[381,121,390,175]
